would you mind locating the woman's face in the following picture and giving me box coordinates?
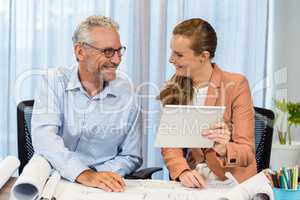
[169,34,202,77]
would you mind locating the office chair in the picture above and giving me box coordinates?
[17,100,162,179]
[254,107,275,172]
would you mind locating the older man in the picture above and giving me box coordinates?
[31,16,142,192]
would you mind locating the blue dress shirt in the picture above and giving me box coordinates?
[31,66,142,182]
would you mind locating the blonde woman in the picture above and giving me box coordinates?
[158,18,257,188]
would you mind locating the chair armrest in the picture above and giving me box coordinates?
[125,167,163,179]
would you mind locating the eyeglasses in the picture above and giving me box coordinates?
[82,42,126,58]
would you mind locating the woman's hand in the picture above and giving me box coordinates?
[202,122,232,157]
[178,169,207,188]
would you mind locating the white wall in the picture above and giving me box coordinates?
[268,0,300,145]
[271,0,300,101]
[269,0,300,169]
[269,0,300,141]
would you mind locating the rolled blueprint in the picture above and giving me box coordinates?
[0,156,20,189]
[39,170,61,200]
[10,155,52,200]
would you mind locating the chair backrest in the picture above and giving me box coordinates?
[254,107,275,172]
[17,100,35,174]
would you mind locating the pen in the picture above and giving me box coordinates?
[295,166,298,189]
[282,167,289,189]
[271,173,278,188]
[292,167,296,189]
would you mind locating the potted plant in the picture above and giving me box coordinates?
[274,99,300,145]
[270,99,300,169]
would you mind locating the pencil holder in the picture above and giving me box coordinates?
[273,187,300,200]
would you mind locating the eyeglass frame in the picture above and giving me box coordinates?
[81,42,126,58]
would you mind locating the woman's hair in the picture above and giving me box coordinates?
[159,75,194,105]
[158,18,217,105]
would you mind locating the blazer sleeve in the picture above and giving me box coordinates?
[220,76,256,168]
[161,148,190,180]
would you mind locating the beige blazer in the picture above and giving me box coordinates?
[161,64,257,183]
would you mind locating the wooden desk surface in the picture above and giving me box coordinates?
[0,178,16,200]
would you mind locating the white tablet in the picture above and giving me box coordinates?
[155,105,226,148]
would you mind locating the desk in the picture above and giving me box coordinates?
[1,173,273,200]
[0,178,15,200]
[2,178,234,200]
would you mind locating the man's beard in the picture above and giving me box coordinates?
[101,63,119,70]
[96,63,118,81]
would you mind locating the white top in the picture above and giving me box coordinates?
[192,86,220,180]
[192,86,208,106]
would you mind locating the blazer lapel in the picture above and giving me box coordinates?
[204,64,222,106]
[204,64,227,180]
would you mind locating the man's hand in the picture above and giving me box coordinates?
[75,169,126,192]
[178,169,207,188]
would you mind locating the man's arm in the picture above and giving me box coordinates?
[93,97,143,175]
[31,72,89,182]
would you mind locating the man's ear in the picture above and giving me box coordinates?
[74,43,85,62]
[199,51,211,63]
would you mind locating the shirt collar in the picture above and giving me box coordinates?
[65,66,118,99]
[65,66,81,91]
[94,81,117,100]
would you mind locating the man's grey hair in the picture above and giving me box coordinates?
[72,15,119,45]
